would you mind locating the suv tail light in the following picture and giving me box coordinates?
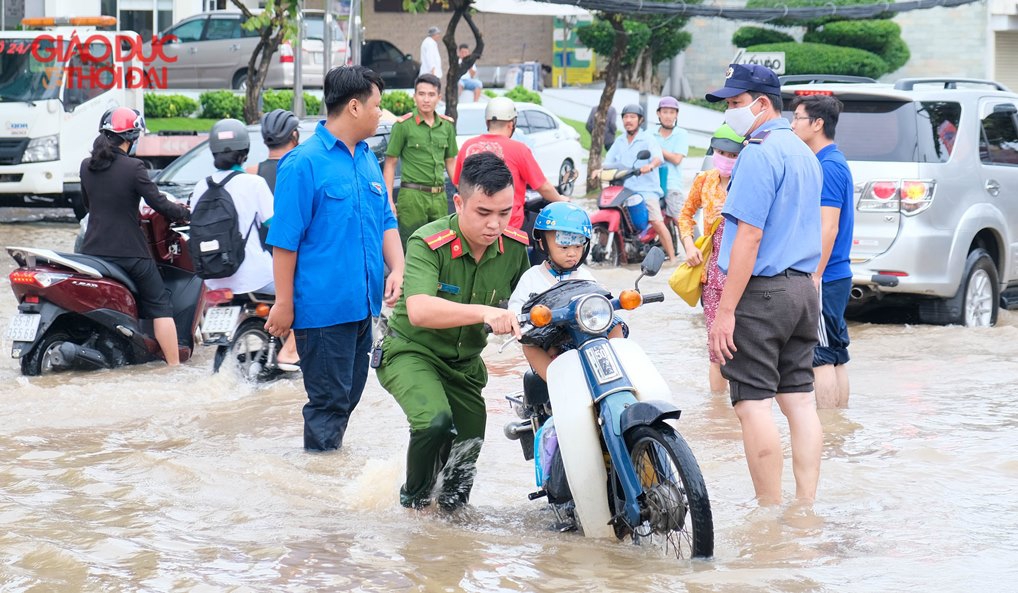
[857,180,936,216]
[9,270,71,288]
[279,42,294,63]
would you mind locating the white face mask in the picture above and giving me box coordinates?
[724,98,763,137]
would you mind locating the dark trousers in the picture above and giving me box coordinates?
[294,318,371,451]
[814,277,852,367]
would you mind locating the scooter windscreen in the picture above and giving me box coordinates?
[519,280,613,348]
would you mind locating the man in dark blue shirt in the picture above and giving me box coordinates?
[265,66,405,451]
[791,94,855,410]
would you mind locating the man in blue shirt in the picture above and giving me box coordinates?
[599,104,675,262]
[265,66,405,452]
[706,63,824,506]
[791,94,855,410]
[653,96,690,222]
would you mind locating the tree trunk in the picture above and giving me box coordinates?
[243,30,284,123]
[586,15,628,194]
[442,0,482,123]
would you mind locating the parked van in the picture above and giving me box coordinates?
[0,16,143,218]
[148,9,347,90]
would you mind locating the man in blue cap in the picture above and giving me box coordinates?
[705,63,825,506]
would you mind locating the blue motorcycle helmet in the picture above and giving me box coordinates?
[533,202,594,274]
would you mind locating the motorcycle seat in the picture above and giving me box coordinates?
[58,252,139,294]
[523,370,550,408]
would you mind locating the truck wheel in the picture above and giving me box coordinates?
[918,248,999,327]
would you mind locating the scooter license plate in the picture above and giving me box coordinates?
[6,313,41,343]
[202,306,241,337]
[584,342,623,384]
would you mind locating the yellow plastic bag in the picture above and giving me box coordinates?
[668,218,721,307]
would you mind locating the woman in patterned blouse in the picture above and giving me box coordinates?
[678,124,745,393]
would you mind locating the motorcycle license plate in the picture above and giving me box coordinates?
[584,342,623,384]
[6,313,41,343]
[202,306,241,337]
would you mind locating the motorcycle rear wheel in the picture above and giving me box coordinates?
[215,319,281,382]
[623,423,713,559]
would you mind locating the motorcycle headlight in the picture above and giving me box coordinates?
[575,295,613,334]
[22,135,60,163]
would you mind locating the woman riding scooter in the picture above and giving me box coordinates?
[79,107,191,366]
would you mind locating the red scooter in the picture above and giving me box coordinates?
[6,209,204,376]
[589,150,677,266]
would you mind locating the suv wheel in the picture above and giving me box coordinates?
[918,248,999,327]
[232,69,248,91]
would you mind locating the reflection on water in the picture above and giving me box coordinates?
[1,219,1017,591]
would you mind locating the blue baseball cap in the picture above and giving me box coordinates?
[705,64,781,103]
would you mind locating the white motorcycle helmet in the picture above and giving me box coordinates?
[485,97,517,122]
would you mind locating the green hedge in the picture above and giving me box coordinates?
[732,26,795,48]
[199,91,244,119]
[144,93,199,118]
[380,90,414,116]
[262,90,322,115]
[505,85,541,105]
[880,36,911,73]
[748,41,888,79]
[803,19,900,54]
[745,0,892,29]
[685,98,727,112]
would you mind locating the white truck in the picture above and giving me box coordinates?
[0,16,143,218]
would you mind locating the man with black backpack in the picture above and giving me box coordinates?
[189,118,299,368]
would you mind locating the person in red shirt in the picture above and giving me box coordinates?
[453,97,568,229]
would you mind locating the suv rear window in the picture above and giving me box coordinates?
[788,100,961,163]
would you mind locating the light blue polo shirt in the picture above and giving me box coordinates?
[654,126,689,192]
[603,129,664,198]
[266,122,398,329]
[718,118,822,277]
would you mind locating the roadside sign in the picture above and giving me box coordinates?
[732,49,785,75]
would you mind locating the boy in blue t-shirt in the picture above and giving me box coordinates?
[790,94,855,409]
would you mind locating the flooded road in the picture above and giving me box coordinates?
[1,215,1016,592]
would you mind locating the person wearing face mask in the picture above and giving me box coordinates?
[677,124,744,393]
[704,63,824,506]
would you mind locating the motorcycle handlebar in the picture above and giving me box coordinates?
[643,292,665,304]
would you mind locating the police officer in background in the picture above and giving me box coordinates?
[383,73,459,247]
[376,152,530,512]
[705,64,824,506]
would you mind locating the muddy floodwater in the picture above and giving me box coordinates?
[1,215,1016,592]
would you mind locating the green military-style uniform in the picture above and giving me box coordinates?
[386,110,459,247]
[376,214,531,509]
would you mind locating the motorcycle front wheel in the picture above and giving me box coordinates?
[623,423,714,559]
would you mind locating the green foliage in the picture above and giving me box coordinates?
[575,7,698,75]
[199,90,245,119]
[881,36,911,73]
[748,42,889,79]
[732,26,795,47]
[804,19,909,74]
[483,89,498,99]
[380,90,415,116]
[685,98,727,113]
[144,93,199,118]
[576,19,650,66]
[262,90,322,115]
[745,0,891,29]
[146,118,217,133]
[505,85,542,105]
[237,0,298,41]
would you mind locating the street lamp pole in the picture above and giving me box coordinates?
[293,0,305,117]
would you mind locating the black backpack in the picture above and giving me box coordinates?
[188,171,254,280]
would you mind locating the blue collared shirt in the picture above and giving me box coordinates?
[718,118,822,277]
[653,126,689,192]
[817,143,854,282]
[603,129,664,197]
[266,122,397,329]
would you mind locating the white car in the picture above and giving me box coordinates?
[455,102,586,196]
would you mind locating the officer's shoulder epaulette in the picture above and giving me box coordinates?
[396,112,414,123]
[747,130,773,145]
[423,228,457,250]
[502,226,530,246]
[438,113,455,123]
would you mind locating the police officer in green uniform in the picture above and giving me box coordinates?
[383,73,459,247]
[377,152,530,510]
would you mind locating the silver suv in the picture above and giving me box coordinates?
[781,77,1018,327]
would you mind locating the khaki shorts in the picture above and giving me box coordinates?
[644,193,664,222]
[664,190,685,219]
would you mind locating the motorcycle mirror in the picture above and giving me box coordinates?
[641,247,666,277]
[636,149,651,160]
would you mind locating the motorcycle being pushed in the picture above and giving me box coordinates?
[6,209,203,376]
[201,288,285,382]
[589,149,677,266]
[503,247,713,559]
